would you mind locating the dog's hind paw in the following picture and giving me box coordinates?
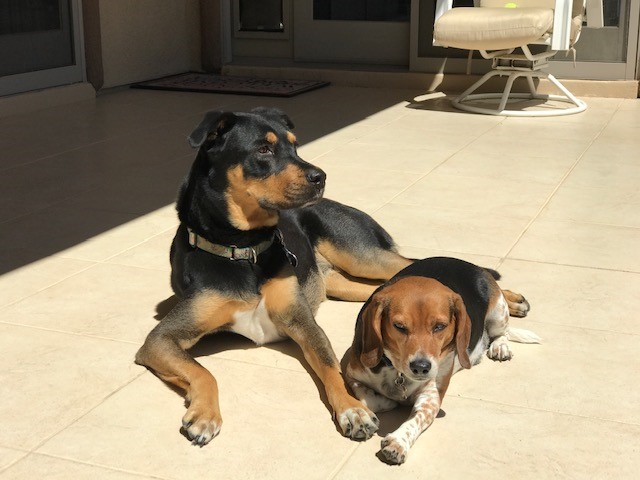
[181,406,222,446]
[336,405,379,440]
[487,337,513,362]
[503,290,530,318]
[380,435,408,465]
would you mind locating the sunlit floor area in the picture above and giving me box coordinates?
[1,85,638,479]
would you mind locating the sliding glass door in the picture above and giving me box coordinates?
[0,0,84,96]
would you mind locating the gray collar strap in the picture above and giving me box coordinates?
[187,228,275,263]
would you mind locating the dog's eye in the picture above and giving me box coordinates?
[258,145,273,155]
[433,323,447,333]
[393,322,408,334]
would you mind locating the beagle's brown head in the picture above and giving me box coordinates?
[183,108,326,231]
[359,276,472,381]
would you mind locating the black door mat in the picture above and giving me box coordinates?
[131,72,330,97]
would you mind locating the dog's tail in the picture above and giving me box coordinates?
[506,327,541,344]
[484,268,501,280]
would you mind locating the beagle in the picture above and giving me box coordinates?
[345,257,540,464]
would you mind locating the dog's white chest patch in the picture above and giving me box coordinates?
[230,299,285,345]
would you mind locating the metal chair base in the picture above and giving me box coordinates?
[452,69,587,117]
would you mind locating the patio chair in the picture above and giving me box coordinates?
[433,0,603,116]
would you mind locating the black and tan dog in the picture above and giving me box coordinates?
[135,108,530,446]
[345,257,539,464]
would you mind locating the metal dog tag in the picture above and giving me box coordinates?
[275,229,298,267]
[284,248,298,267]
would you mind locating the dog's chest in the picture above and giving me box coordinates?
[356,366,424,404]
[229,299,285,345]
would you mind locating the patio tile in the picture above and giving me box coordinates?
[464,131,591,160]
[37,363,359,480]
[540,184,640,227]
[509,219,640,272]
[313,142,453,175]
[0,447,27,473]
[0,263,172,343]
[396,245,501,269]
[372,203,531,257]
[435,148,578,185]
[496,259,640,335]
[0,324,140,450]
[565,147,640,189]
[56,209,178,263]
[0,86,637,480]
[106,229,175,272]
[1,454,158,480]
[0,256,94,308]
[335,397,640,478]
[353,122,489,152]
[446,320,640,424]
[322,165,420,213]
[391,173,555,217]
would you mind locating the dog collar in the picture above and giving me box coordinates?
[187,228,275,263]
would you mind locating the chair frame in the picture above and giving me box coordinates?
[434,0,604,116]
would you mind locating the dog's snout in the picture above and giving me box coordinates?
[306,168,326,187]
[409,358,432,376]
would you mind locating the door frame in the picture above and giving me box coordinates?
[0,0,86,97]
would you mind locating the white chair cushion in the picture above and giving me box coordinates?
[434,7,554,50]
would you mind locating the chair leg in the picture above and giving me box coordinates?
[452,69,587,117]
[498,72,520,112]
[546,73,584,106]
[455,70,503,104]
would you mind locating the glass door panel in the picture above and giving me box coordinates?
[294,0,411,65]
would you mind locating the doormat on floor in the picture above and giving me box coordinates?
[131,72,330,97]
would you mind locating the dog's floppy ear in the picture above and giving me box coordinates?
[188,111,237,149]
[359,292,387,369]
[452,294,472,369]
[251,107,295,130]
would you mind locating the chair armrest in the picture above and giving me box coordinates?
[435,0,454,23]
[586,0,604,28]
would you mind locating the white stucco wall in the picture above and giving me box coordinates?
[99,0,201,88]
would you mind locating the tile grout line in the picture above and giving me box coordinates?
[22,452,173,480]
[0,261,98,309]
[326,442,361,480]
[27,371,147,455]
[1,221,179,310]
[0,99,250,175]
[0,319,354,374]
[498,105,619,264]
[369,119,507,215]
[502,255,640,275]
[453,393,640,428]
[0,450,30,476]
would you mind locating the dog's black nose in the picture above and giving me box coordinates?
[306,168,326,187]
[410,358,431,376]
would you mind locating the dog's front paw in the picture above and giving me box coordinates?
[487,337,513,362]
[336,403,379,440]
[182,403,222,446]
[380,435,408,465]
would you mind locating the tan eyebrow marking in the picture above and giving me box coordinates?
[266,132,278,144]
[286,131,297,144]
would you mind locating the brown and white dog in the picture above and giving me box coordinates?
[345,257,539,464]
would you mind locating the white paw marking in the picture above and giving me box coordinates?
[380,434,409,464]
[487,338,513,361]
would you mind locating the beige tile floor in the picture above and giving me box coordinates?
[1,86,639,479]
